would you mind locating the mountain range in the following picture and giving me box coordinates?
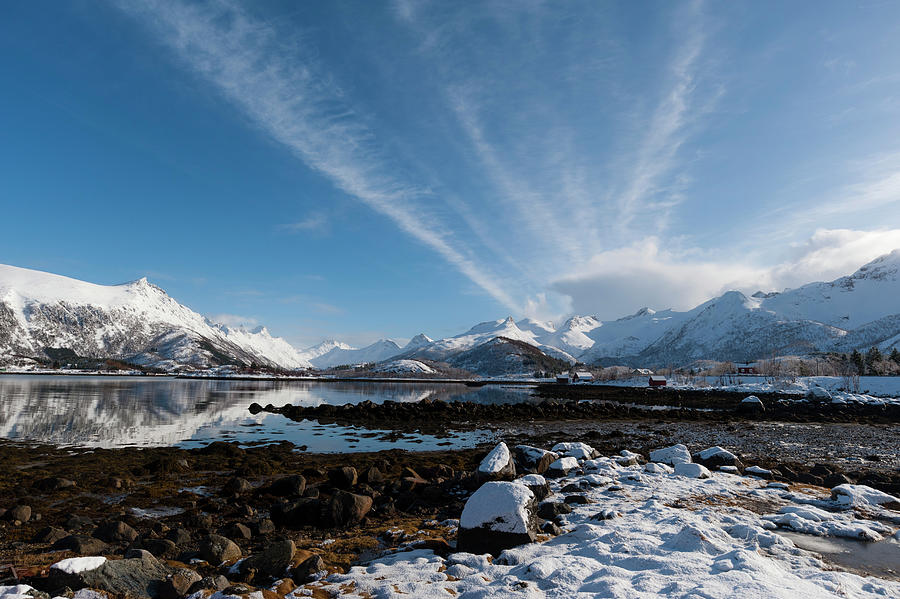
[3,251,900,373]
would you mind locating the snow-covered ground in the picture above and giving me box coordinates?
[597,375,900,405]
[304,444,900,599]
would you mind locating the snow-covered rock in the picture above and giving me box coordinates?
[476,442,516,482]
[649,444,692,466]
[546,457,579,478]
[745,465,773,479]
[513,445,558,474]
[457,481,537,555]
[693,446,742,470]
[550,442,596,460]
[831,484,900,507]
[51,557,107,574]
[674,463,711,479]
[515,474,550,501]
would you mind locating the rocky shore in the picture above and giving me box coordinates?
[2,408,900,599]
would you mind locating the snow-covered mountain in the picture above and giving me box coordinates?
[581,250,900,366]
[0,264,311,370]
[6,250,900,373]
[307,338,404,369]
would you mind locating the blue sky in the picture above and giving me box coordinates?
[3,1,900,348]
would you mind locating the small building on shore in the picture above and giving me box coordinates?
[649,375,667,387]
[556,374,571,384]
[573,371,594,383]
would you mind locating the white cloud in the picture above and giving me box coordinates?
[277,213,328,234]
[552,229,900,319]
[117,0,522,313]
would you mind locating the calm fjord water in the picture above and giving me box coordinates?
[0,375,533,451]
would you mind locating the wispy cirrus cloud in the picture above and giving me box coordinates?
[276,213,329,234]
[114,0,523,313]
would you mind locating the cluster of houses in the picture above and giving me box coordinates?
[554,371,669,387]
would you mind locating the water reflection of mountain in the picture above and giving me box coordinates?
[0,376,535,448]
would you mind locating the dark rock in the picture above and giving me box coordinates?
[797,473,824,486]
[329,491,373,527]
[187,575,230,594]
[198,534,242,565]
[824,473,853,488]
[141,538,179,560]
[255,519,276,535]
[46,549,171,599]
[810,464,833,477]
[33,477,77,493]
[266,475,307,497]
[291,554,325,584]
[240,539,296,579]
[514,445,558,474]
[65,514,94,531]
[361,467,386,485]
[536,502,571,520]
[222,477,253,496]
[563,494,592,505]
[158,567,202,599]
[220,522,252,541]
[590,509,620,521]
[541,521,562,535]
[94,520,139,543]
[52,534,109,555]
[34,526,68,545]
[517,476,551,501]
[328,467,358,490]
[303,487,320,499]
[166,527,192,546]
[271,498,323,528]
[8,505,32,523]
[561,483,583,493]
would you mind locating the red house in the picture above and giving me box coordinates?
[649,376,667,387]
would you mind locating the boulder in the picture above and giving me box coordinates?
[457,481,538,556]
[476,442,516,483]
[328,491,373,527]
[158,567,202,599]
[546,457,579,478]
[271,498,322,529]
[550,442,596,460]
[221,477,253,496]
[240,539,296,579]
[738,395,765,414]
[166,527,192,546]
[513,445,558,474]
[537,501,572,520]
[516,474,550,501]
[65,514,94,530]
[219,522,252,541]
[745,465,774,480]
[673,463,711,479]
[141,538,179,560]
[291,553,325,584]
[33,477,77,493]
[328,467,358,490]
[52,534,108,555]
[7,505,31,523]
[46,550,170,599]
[33,526,68,545]
[266,475,307,497]
[94,520,139,543]
[198,534,242,565]
[693,447,743,471]
[649,444,692,466]
[361,467,386,485]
